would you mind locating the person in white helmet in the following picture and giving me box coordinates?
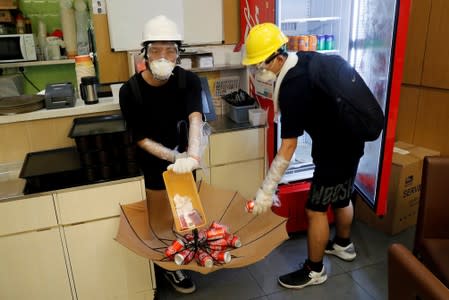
[119,15,204,294]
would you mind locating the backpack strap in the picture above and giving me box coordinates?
[129,73,143,104]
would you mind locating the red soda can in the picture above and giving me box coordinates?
[224,233,242,248]
[245,200,255,213]
[209,250,231,263]
[185,230,206,242]
[206,227,226,240]
[209,221,229,233]
[196,250,213,268]
[164,239,184,257]
[208,238,229,251]
[174,248,195,265]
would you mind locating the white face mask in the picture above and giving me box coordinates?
[255,69,277,83]
[149,58,175,81]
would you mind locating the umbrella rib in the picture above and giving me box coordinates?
[232,214,259,235]
[119,205,166,254]
[217,191,239,224]
[236,219,288,247]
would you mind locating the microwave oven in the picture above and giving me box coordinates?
[0,34,37,63]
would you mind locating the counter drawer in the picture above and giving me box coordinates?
[209,128,264,166]
[0,195,57,236]
[55,178,145,225]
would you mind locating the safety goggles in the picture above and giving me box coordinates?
[257,52,280,69]
[147,43,179,59]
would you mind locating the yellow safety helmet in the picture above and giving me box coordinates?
[242,23,288,66]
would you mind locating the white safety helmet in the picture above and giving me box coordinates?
[141,15,182,45]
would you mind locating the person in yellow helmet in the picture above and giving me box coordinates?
[242,23,383,289]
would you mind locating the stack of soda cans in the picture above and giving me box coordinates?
[164,221,242,268]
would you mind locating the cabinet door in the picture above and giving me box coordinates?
[63,217,154,300]
[56,178,146,225]
[210,159,264,199]
[0,228,72,300]
[0,195,56,236]
[209,128,264,166]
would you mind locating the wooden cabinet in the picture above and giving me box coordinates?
[63,218,154,300]
[56,177,155,300]
[0,177,156,300]
[421,0,449,89]
[0,196,72,300]
[206,128,265,199]
[402,0,431,85]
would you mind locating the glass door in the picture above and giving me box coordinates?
[348,0,396,208]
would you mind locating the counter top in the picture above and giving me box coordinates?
[0,94,265,134]
[208,115,265,134]
[0,96,120,125]
[0,175,144,203]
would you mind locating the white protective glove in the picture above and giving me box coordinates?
[173,149,188,161]
[252,188,278,214]
[251,155,290,215]
[167,157,199,173]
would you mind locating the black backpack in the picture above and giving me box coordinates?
[307,53,385,141]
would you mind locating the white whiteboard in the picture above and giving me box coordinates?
[105,0,223,52]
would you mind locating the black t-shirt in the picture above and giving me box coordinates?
[119,66,203,189]
[279,52,365,179]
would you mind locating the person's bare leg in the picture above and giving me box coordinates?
[306,209,329,262]
[334,201,353,239]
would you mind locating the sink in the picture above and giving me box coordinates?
[0,161,25,200]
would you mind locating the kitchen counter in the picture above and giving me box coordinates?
[208,114,265,133]
[0,96,119,125]
[0,94,265,202]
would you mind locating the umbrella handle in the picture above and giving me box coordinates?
[193,228,199,247]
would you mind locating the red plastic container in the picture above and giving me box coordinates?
[272,181,335,234]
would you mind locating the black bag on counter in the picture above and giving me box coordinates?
[222,89,256,107]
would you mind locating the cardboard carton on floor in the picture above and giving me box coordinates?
[355,141,440,235]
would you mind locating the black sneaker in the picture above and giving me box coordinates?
[164,270,196,294]
[278,262,327,289]
[325,240,356,261]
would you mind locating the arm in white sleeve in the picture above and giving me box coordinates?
[187,112,203,161]
[167,112,205,173]
[252,137,297,215]
[137,138,179,163]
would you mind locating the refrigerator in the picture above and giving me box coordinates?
[248,0,411,233]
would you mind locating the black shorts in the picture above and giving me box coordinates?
[305,161,359,212]
[306,176,355,212]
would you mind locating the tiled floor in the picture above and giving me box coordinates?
[155,220,416,300]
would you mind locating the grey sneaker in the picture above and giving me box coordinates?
[278,262,327,289]
[164,270,196,294]
[325,240,356,261]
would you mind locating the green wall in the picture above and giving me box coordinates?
[20,64,76,94]
[17,0,80,94]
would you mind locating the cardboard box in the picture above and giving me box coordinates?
[355,141,440,235]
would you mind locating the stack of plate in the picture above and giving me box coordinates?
[0,95,45,115]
